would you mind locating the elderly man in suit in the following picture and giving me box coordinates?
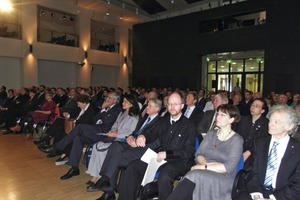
[197,93,228,142]
[38,91,122,180]
[87,98,162,200]
[234,104,300,200]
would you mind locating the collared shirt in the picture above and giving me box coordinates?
[75,103,90,121]
[184,105,195,118]
[269,134,290,189]
[170,113,182,124]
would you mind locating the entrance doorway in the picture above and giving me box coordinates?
[204,50,264,94]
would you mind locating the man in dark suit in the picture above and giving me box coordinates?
[196,89,206,111]
[234,105,300,200]
[242,90,254,116]
[117,92,196,200]
[35,94,97,147]
[183,91,204,127]
[197,93,228,142]
[59,88,77,116]
[36,85,46,107]
[87,98,162,199]
[38,92,122,180]
[237,98,269,168]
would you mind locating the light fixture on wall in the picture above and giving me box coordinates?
[78,61,85,67]
[84,51,88,59]
[124,56,127,64]
[29,44,33,53]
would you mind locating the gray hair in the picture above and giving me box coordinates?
[110,91,121,104]
[148,98,162,110]
[215,93,229,104]
[268,104,299,135]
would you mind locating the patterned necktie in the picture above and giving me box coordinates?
[263,141,279,190]
[135,117,151,136]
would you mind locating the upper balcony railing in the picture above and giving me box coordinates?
[38,29,79,47]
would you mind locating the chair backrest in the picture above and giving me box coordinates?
[236,155,244,174]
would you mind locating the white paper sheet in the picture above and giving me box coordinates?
[140,148,167,186]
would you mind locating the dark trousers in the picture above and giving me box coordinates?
[54,124,104,168]
[166,178,195,200]
[47,118,66,144]
[118,159,191,200]
[100,142,149,192]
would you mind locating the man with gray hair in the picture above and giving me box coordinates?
[88,98,162,200]
[233,104,300,200]
[197,93,228,142]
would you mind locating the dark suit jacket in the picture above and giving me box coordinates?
[183,106,204,127]
[59,96,77,117]
[70,104,97,125]
[237,115,269,152]
[151,114,196,163]
[245,136,300,199]
[92,104,122,133]
[197,110,215,142]
[196,97,206,110]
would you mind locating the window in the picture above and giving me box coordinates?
[90,20,119,53]
[37,6,78,47]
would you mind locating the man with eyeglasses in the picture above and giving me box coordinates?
[237,98,269,168]
[117,92,196,200]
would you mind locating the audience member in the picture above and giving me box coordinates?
[197,93,228,142]
[203,92,216,112]
[277,93,288,105]
[38,92,123,180]
[86,98,162,199]
[233,104,300,200]
[167,104,243,200]
[196,89,206,110]
[242,90,254,116]
[117,92,196,200]
[35,94,96,156]
[183,91,204,127]
[237,98,269,168]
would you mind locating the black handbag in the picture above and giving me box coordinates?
[136,181,159,200]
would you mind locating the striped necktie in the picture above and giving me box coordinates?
[135,117,151,136]
[263,141,279,190]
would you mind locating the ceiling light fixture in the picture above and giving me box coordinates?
[0,0,13,12]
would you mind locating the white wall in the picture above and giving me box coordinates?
[0,57,21,89]
[38,60,77,88]
[0,1,133,90]
[90,65,119,88]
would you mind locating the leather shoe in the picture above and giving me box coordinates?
[47,153,59,158]
[34,138,50,146]
[86,178,110,192]
[60,168,80,180]
[38,145,56,154]
[95,192,115,200]
[86,180,94,185]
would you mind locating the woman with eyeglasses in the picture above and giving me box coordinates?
[167,104,243,200]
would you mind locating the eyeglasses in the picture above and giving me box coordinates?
[167,103,182,107]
